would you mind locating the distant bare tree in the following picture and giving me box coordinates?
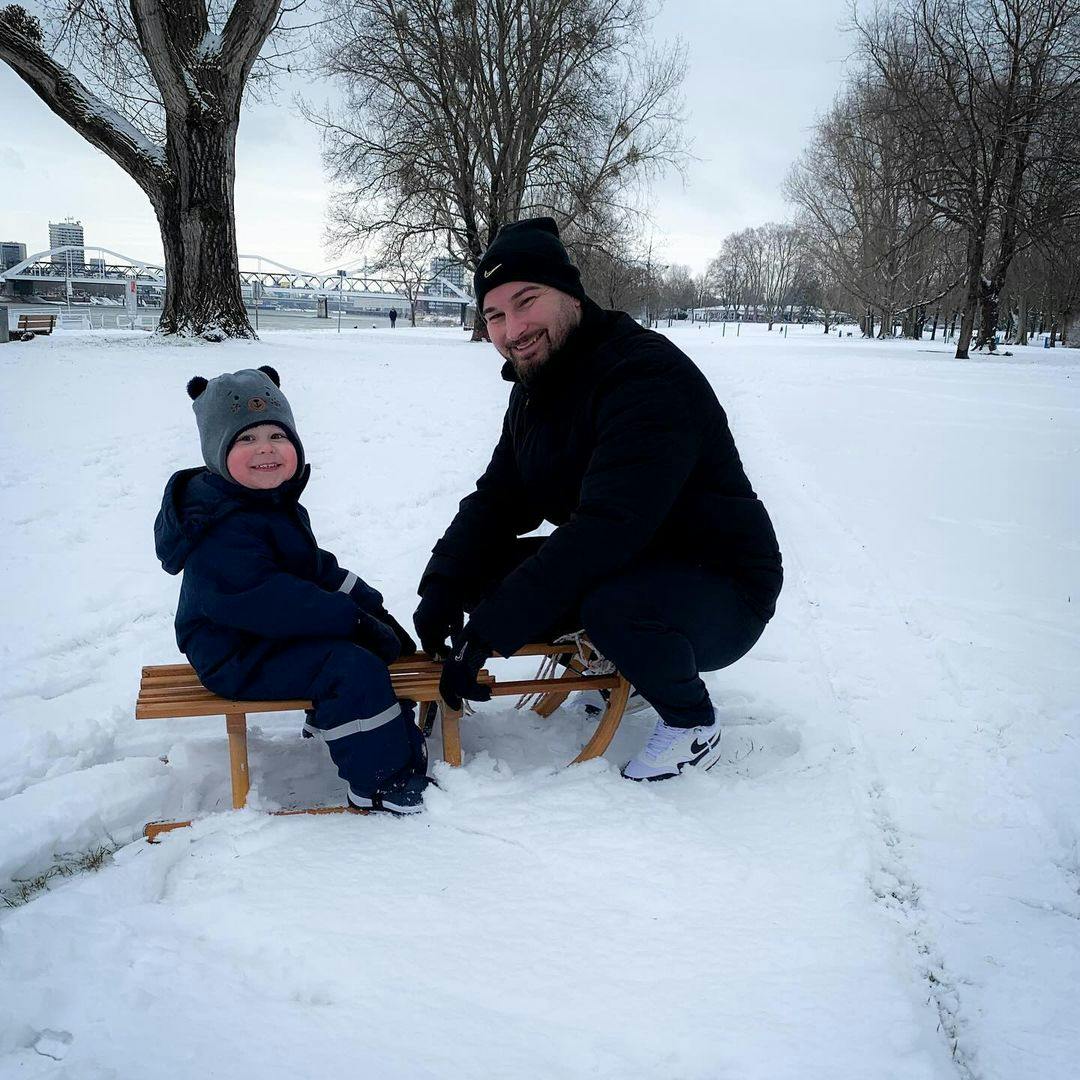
[373,235,437,327]
[791,61,981,340]
[690,271,715,321]
[1037,217,1080,344]
[0,0,302,337]
[310,0,687,337]
[707,230,750,318]
[577,244,646,313]
[854,0,1080,357]
[758,222,803,329]
[659,263,694,323]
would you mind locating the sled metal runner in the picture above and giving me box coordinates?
[138,645,630,840]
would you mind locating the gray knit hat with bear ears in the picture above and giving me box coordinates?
[186,365,305,481]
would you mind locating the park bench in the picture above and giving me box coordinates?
[138,641,630,840]
[17,314,56,336]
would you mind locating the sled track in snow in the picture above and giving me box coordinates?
[732,387,981,1079]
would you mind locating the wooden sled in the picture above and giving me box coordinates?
[138,643,630,840]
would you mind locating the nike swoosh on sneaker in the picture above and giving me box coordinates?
[690,732,720,755]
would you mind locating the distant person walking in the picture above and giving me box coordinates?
[389,308,398,328]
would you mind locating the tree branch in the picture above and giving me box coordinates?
[0,7,166,189]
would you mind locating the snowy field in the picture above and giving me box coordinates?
[1,322,1077,1079]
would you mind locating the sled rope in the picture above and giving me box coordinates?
[513,631,615,710]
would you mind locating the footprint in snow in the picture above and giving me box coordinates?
[32,1030,73,1061]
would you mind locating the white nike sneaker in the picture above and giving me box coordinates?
[621,718,723,781]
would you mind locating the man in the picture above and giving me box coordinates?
[388,307,398,328]
[414,218,782,780]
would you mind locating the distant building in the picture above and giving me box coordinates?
[1,241,26,270]
[430,255,468,294]
[49,218,85,269]
[89,257,106,273]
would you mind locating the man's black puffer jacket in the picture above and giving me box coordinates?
[155,466,383,696]
[421,299,783,657]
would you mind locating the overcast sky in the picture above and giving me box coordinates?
[0,0,853,275]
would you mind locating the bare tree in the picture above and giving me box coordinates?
[577,243,647,312]
[0,0,300,337]
[690,271,715,322]
[758,222,803,329]
[786,71,958,340]
[707,231,750,319]
[660,263,694,324]
[854,0,1080,357]
[1037,216,1080,344]
[309,0,687,336]
[373,235,437,326]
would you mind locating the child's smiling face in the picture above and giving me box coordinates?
[226,424,298,490]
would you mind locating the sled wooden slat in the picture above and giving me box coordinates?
[137,673,460,707]
[488,675,620,697]
[136,698,315,720]
[137,643,631,838]
[494,643,586,658]
[141,657,444,683]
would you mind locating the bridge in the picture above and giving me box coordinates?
[0,246,473,309]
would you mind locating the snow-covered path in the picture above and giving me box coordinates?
[1,325,1077,1079]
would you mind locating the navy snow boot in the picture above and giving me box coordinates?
[347,771,430,815]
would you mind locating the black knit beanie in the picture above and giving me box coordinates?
[473,217,586,312]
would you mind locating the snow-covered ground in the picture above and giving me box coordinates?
[1,323,1077,1079]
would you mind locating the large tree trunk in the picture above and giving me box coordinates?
[155,118,251,338]
[0,0,280,339]
[955,229,988,360]
[974,275,1000,353]
[976,117,1032,354]
[470,310,490,342]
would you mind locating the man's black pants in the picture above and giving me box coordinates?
[470,539,773,729]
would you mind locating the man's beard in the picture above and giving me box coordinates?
[502,300,582,383]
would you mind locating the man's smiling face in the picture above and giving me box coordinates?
[483,281,583,381]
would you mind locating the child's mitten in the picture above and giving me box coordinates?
[376,608,418,658]
[353,610,401,664]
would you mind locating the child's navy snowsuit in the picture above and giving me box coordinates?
[155,465,420,797]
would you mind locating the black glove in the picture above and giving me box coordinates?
[376,608,418,658]
[439,637,492,711]
[413,577,465,659]
[353,610,401,664]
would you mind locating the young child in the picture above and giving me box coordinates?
[154,365,428,813]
